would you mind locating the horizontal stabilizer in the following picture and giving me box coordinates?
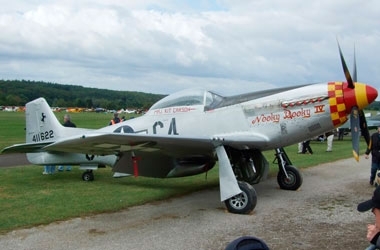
[1,142,53,154]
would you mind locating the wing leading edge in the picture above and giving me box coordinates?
[41,132,270,155]
[43,133,214,155]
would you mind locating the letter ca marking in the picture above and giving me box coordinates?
[152,118,179,135]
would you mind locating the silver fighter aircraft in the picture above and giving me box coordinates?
[2,46,378,214]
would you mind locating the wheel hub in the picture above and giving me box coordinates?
[284,174,295,185]
[230,193,248,209]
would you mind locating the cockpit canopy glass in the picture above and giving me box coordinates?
[150,88,224,111]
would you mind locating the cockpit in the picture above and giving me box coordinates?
[149,88,224,111]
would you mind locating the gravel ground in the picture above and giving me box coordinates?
[0,157,376,249]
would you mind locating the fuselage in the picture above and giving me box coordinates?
[98,82,377,151]
[21,81,377,169]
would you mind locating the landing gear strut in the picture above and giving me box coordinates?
[274,148,303,190]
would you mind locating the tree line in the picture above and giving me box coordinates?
[1,79,379,111]
[0,80,165,110]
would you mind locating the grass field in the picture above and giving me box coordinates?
[0,111,371,234]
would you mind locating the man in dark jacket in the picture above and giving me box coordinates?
[366,126,380,186]
[63,114,76,127]
[358,186,380,249]
[58,114,76,171]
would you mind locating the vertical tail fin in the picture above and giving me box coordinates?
[2,98,87,154]
[25,98,64,143]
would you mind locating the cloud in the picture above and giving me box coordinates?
[0,0,379,96]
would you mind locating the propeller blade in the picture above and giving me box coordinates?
[353,45,357,82]
[337,41,355,89]
[359,110,370,146]
[350,106,360,161]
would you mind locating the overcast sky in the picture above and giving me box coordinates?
[0,0,379,96]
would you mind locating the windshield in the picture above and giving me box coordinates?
[150,88,225,111]
[150,88,205,110]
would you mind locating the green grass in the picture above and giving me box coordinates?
[0,112,27,149]
[0,111,371,234]
[0,166,219,234]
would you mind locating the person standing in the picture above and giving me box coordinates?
[109,112,121,125]
[366,126,380,186]
[58,114,76,171]
[297,142,303,153]
[42,165,55,175]
[63,114,76,128]
[357,186,380,249]
[325,130,334,152]
[302,140,313,154]
[338,127,345,140]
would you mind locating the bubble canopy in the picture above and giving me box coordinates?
[149,88,224,111]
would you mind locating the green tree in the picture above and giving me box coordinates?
[5,94,25,106]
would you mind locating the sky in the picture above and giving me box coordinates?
[0,0,379,96]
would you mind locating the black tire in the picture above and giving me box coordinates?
[277,165,302,190]
[82,171,94,181]
[224,181,257,214]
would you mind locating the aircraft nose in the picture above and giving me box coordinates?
[365,85,378,106]
[343,82,378,113]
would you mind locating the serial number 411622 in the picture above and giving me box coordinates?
[32,130,54,142]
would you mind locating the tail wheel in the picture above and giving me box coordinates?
[82,170,94,181]
[225,181,257,214]
[277,165,302,190]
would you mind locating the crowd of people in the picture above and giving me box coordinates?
[297,129,335,155]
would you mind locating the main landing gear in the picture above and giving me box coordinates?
[225,147,302,214]
[224,181,257,214]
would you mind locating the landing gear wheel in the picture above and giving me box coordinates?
[277,165,302,190]
[82,170,94,181]
[225,181,257,214]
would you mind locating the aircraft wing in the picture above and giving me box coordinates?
[40,132,270,155]
[212,132,270,149]
[43,133,214,155]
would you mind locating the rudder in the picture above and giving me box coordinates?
[25,98,64,144]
